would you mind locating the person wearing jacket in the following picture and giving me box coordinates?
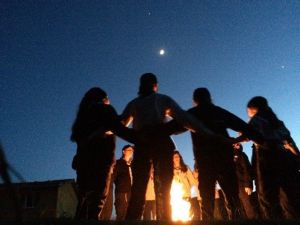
[70,87,136,220]
[164,88,263,220]
[121,73,214,220]
[240,96,299,219]
[113,145,134,220]
[233,143,258,219]
[173,150,197,200]
[172,150,198,219]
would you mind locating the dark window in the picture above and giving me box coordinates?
[23,193,38,208]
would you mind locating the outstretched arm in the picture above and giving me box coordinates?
[220,108,264,144]
[165,96,213,135]
[106,105,136,143]
[120,101,134,127]
[162,119,187,136]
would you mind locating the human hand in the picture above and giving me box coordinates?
[244,187,252,195]
[233,143,241,150]
[105,130,113,135]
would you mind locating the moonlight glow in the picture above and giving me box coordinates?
[159,49,165,55]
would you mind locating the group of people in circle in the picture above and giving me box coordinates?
[71,73,300,220]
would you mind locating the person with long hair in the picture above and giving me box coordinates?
[172,150,198,218]
[70,87,135,220]
[121,73,214,220]
[173,151,197,201]
[240,96,299,219]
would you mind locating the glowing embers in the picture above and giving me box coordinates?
[170,180,192,222]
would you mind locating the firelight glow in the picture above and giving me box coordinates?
[170,180,192,222]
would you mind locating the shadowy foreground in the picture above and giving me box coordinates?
[1,219,300,225]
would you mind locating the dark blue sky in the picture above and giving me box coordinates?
[1,0,299,182]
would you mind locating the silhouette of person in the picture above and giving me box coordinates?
[242,96,299,219]
[121,73,213,220]
[98,164,114,220]
[164,88,263,220]
[233,143,258,219]
[70,87,135,220]
[113,145,134,220]
[0,144,23,224]
[213,183,228,220]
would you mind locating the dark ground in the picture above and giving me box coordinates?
[1,219,300,225]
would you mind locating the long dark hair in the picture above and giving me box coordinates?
[138,73,157,97]
[173,150,188,172]
[247,96,281,129]
[70,87,107,142]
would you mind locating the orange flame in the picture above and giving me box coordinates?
[170,180,192,222]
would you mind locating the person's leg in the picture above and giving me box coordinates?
[115,192,127,220]
[125,145,151,220]
[196,155,217,220]
[190,197,201,220]
[152,138,174,220]
[75,169,88,220]
[279,149,300,219]
[88,163,113,220]
[193,142,219,220]
[75,193,88,220]
[144,200,156,220]
[75,159,113,220]
[214,196,222,220]
[279,187,298,219]
[255,149,282,219]
[143,201,151,220]
[239,187,258,219]
[214,189,228,220]
[217,146,241,220]
[218,165,241,220]
[151,200,157,220]
[99,179,113,220]
[238,188,247,219]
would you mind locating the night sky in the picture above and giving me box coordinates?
[1,0,300,182]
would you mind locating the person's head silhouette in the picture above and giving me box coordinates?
[138,73,158,97]
[193,87,212,106]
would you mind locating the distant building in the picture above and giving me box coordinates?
[0,179,78,221]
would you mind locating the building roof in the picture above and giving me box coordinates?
[0,179,75,189]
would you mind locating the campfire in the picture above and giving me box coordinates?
[170,179,192,222]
